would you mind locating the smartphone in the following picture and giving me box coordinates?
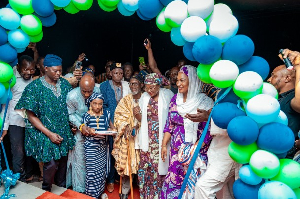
[139,57,145,66]
[75,61,82,70]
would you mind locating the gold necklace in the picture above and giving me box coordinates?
[90,110,103,129]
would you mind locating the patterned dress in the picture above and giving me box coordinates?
[161,95,212,199]
[138,98,165,199]
[82,110,110,199]
[15,77,75,163]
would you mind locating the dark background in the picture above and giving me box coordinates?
[1,0,300,75]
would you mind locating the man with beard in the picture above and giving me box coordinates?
[100,62,131,192]
[112,73,144,199]
[15,54,75,191]
[1,55,36,182]
[169,66,180,94]
[66,74,100,193]
[123,62,134,82]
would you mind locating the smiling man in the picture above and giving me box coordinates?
[15,54,75,192]
[0,55,36,182]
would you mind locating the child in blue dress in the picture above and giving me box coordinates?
[81,93,115,199]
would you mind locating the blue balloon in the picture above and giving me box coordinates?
[258,181,297,199]
[117,2,135,16]
[9,58,18,67]
[50,0,71,7]
[239,56,270,81]
[228,116,259,145]
[233,179,260,199]
[138,0,163,19]
[0,89,13,105]
[192,35,222,64]
[239,165,262,186]
[274,151,287,159]
[32,0,54,17]
[15,47,26,53]
[159,0,173,6]
[183,42,196,61]
[0,26,8,46]
[171,27,186,46]
[217,88,240,104]
[212,102,246,129]
[6,4,12,8]
[0,8,21,30]
[0,43,18,63]
[222,35,255,65]
[257,122,294,154]
[136,10,152,21]
[8,29,30,49]
[0,83,5,99]
[35,12,57,27]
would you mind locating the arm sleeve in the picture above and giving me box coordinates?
[66,92,82,129]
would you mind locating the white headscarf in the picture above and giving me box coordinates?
[176,65,214,143]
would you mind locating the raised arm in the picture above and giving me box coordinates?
[144,38,161,74]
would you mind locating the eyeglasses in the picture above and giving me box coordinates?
[129,82,139,87]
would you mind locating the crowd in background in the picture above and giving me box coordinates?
[0,39,300,199]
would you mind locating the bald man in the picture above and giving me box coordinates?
[66,74,101,193]
[268,50,300,158]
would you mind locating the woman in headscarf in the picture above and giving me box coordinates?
[160,65,214,199]
[138,73,174,199]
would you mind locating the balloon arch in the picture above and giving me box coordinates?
[0,0,300,198]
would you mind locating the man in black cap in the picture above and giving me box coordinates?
[100,62,131,192]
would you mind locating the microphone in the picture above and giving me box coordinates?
[279,49,294,70]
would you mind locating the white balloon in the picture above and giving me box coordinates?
[122,0,139,12]
[187,0,214,19]
[234,71,263,93]
[180,16,206,42]
[262,82,278,99]
[209,60,239,88]
[209,13,238,43]
[246,94,280,124]
[164,0,188,27]
[274,110,288,126]
[206,3,232,28]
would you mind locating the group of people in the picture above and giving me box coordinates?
[0,39,300,199]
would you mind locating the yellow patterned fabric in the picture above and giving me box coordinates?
[112,94,140,176]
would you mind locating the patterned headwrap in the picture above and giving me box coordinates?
[180,65,189,77]
[131,70,146,83]
[44,54,62,67]
[85,93,105,108]
[83,68,94,76]
[144,73,162,85]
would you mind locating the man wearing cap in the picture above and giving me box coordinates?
[112,73,144,199]
[100,62,131,192]
[15,54,75,192]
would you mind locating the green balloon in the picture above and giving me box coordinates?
[20,15,42,36]
[197,63,213,84]
[1,75,17,89]
[64,1,80,14]
[54,5,63,10]
[72,0,93,10]
[101,0,120,8]
[0,117,2,129]
[156,8,172,33]
[293,187,300,199]
[271,159,300,189]
[97,0,117,12]
[29,31,43,43]
[228,142,258,164]
[9,0,34,15]
[233,85,263,100]
[165,18,181,28]
[0,62,14,83]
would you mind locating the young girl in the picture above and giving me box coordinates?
[80,93,115,199]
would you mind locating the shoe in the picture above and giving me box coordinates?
[101,193,108,199]
[119,194,128,199]
[107,183,114,193]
